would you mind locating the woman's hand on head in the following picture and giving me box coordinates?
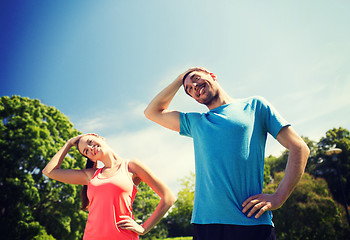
[68,133,98,147]
[116,216,145,235]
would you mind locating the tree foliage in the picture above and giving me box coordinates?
[133,181,168,240]
[265,172,349,240]
[265,136,317,179]
[0,96,87,239]
[308,127,350,205]
[165,172,195,237]
[264,129,350,239]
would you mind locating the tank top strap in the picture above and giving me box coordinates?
[121,159,130,177]
[91,168,102,179]
[124,159,129,172]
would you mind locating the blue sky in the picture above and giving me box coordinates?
[1,0,350,193]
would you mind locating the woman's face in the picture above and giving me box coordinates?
[78,135,105,160]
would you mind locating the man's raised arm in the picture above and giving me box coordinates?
[144,69,193,132]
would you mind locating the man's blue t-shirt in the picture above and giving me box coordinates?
[179,96,290,226]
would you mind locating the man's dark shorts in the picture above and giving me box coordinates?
[193,223,276,240]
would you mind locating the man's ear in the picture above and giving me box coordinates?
[210,72,217,81]
[99,136,105,141]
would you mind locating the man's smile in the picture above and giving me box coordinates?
[196,83,206,97]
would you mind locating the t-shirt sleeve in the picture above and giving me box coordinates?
[257,97,290,138]
[179,112,202,138]
[179,112,192,137]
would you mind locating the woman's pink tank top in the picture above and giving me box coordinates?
[83,159,138,240]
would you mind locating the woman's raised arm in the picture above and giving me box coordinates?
[42,135,95,185]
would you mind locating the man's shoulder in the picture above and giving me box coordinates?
[240,96,266,102]
[238,96,271,107]
[180,111,203,121]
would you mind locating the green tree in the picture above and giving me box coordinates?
[264,172,349,240]
[265,136,316,180]
[0,96,87,239]
[133,181,168,240]
[264,155,277,186]
[166,172,195,237]
[310,127,350,206]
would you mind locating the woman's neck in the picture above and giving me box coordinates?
[101,151,121,169]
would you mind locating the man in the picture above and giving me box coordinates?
[144,67,309,240]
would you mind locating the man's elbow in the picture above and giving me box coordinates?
[144,107,151,119]
[294,139,310,170]
[300,139,310,159]
[144,106,161,122]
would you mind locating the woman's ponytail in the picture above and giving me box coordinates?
[81,159,96,211]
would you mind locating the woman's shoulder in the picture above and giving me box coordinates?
[126,159,143,185]
[127,158,143,170]
[128,158,153,175]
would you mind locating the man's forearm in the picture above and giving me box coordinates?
[274,140,309,204]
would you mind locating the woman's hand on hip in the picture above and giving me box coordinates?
[116,215,145,235]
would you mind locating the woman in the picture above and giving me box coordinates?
[42,133,176,240]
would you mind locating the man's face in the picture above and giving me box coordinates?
[183,70,218,105]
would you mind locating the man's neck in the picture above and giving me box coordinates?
[206,93,233,110]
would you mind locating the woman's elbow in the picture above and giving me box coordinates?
[164,191,176,207]
[42,168,49,177]
[42,167,54,178]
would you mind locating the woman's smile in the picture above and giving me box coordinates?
[93,146,99,156]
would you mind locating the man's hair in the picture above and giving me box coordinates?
[182,70,196,86]
[182,69,211,86]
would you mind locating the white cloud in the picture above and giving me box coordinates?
[103,125,195,194]
[74,103,196,194]
[75,117,106,133]
[74,101,148,135]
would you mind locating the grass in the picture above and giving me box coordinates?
[160,237,192,240]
